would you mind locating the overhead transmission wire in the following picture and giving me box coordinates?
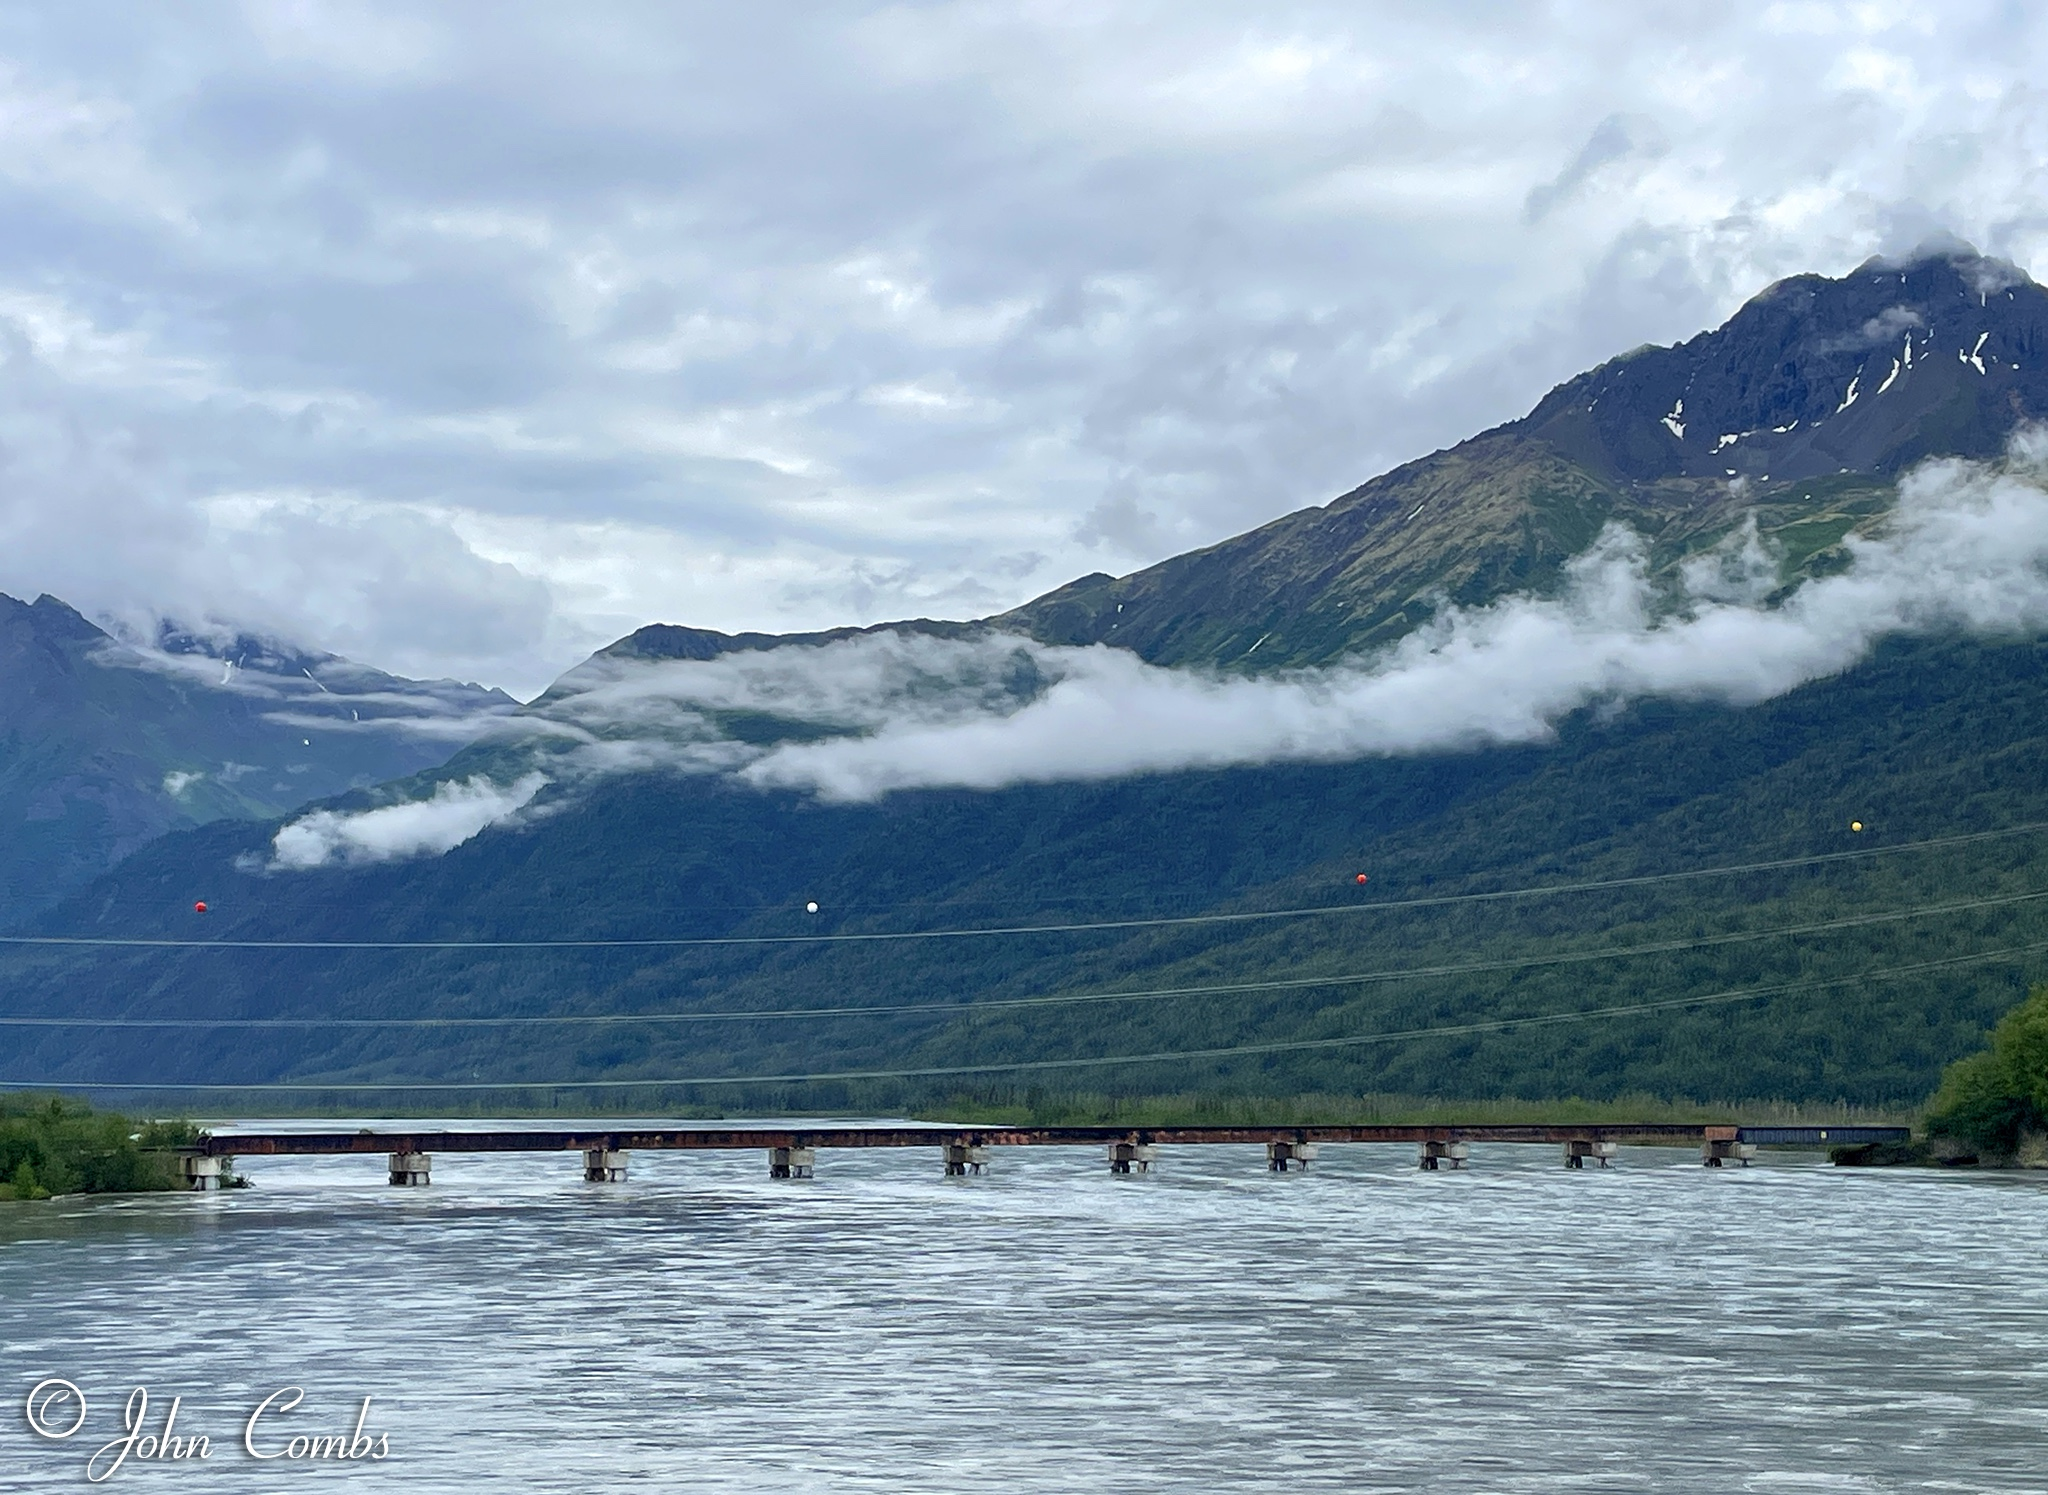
[10,823,2047,1094]
[4,819,2046,953]
[5,884,2047,1029]
[21,938,2048,1092]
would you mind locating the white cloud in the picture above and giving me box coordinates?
[243,441,2048,865]
[90,632,518,742]
[240,0,444,80]
[721,445,2048,798]
[268,772,547,868]
[2,5,2048,692]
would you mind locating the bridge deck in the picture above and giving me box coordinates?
[195,1122,1909,1157]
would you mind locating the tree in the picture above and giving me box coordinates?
[1924,982,2048,1159]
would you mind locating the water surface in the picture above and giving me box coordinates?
[3,1131,2045,1491]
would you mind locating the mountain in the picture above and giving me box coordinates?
[0,594,513,922]
[998,249,2048,667]
[17,627,2046,1110]
[592,249,2048,677]
[13,244,2048,1111]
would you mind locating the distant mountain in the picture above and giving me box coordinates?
[0,593,512,921]
[15,246,2048,1109]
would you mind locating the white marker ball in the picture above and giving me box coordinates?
[806,901,819,914]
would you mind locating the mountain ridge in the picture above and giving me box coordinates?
[589,247,2043,679]
[13,246,2048,1109]
[0,592,515,921]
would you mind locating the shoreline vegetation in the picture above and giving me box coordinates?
[907,1091,1907,1130]
[1828,982,2048,1167]
[1911,981,2048,1167]
[0,1095,196,1200]
[15,999,2048,1200]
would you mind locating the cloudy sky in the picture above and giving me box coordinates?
[2,1,2046,695]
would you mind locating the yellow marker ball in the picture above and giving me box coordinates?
[1850,821,1863,832]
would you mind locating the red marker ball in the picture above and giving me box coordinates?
[1355,874,1369,885]
[193,901,208,914]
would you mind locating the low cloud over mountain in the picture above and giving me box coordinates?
[263,434,2048,863]
[750,439,2048,798]
[266,773,549,870]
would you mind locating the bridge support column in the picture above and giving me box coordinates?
[1107,1141,1158,1174]
[1701,1140,1757,1168]
[583,1148,627,1183]
[388,1152,430,1186]
[769,1146,815,1179]
[1418,1140,1470,1171]
[942,1143,989,1176]
[180,1156,225,1191]
[1563,1140,1618,1169]
[1266,1140,1319,1172]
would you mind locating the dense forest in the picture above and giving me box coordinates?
[10,630,2048,1114]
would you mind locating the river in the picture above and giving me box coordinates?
[3,1131,2046,1491]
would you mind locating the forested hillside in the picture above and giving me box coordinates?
[13,248,2048,1112]
[13,629,2048,1110]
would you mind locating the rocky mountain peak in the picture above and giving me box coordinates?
[1519,245,2048,485]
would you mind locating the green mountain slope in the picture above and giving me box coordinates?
[12,246,2048,1110]
[11,631,2048,1109]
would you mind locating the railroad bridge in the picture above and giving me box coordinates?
[174,1122,1909,1188]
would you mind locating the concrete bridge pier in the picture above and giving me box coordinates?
[1107,1141,1158,1174]
[388,1152,431,1186]
[1701,1140,1757,1168]
[1266,1140,1318,1172]
[583,1148,628,1183]
[1563,1140,1618,1169]
[769,1146,816,1179]
[942,1142,989,1176]
[180,1156,225,1191]
[1418,1140,1470,1171]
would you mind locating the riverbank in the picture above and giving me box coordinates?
[1830,1135,2048,1168]
[0,1095,195,1200]
[911,1090,1911,1130]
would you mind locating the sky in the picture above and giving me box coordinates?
[3,2,2048,697]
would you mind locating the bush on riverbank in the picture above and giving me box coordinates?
[1922,983,2048,1164]
[0,1095,196,1199]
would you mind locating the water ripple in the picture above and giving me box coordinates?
[3,1139,2046,1491]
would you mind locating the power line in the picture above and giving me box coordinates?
[15,938,2044,1092]
[5,820,2043,953]
[6,885,2044,1028]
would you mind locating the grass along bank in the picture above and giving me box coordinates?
[912,1090,1909,1130]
